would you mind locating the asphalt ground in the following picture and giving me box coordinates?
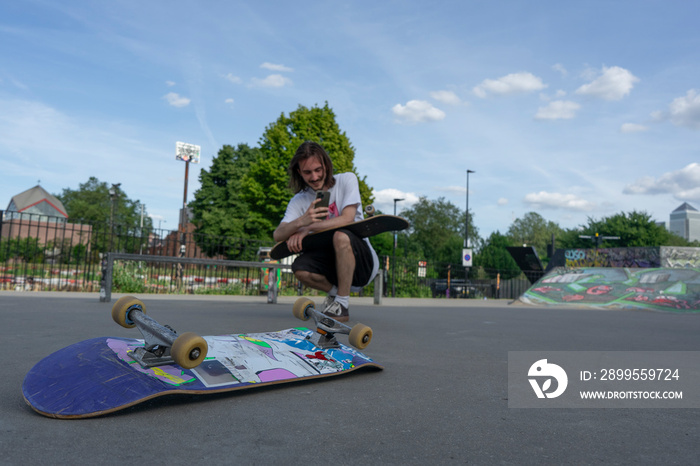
[2,291,699,465]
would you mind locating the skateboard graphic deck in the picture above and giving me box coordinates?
[22,296,381,419]
[23,328,381,419]
[270,214,409,260]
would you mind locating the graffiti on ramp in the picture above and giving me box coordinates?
[519,267,700,312]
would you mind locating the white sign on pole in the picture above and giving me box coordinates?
[462,248,473,267]
[176,142,201,163]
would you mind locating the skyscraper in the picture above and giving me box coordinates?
[670,202,700,242]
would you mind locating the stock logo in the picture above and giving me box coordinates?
[528,359,568,399]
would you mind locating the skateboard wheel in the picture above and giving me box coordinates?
[293,298,314,321]
[171,332,208,369]
[349,323,373,350]
[112,296,146,328]
[364,205,375,217]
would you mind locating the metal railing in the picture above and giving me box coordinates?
[100,253,292,303]
[0,211,272,292]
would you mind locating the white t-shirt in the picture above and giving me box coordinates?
[281,172,379,287]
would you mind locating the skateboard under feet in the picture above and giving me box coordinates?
[292,297,373,350]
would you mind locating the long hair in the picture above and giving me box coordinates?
[288,141,336,193]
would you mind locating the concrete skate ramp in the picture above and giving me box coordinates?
[519,267,700,312]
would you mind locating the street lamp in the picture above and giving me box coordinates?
[392,198,405,298]
[465,170,474,285]
[176,142,201,259]
[465,170,474,248]
[108,183,121,252]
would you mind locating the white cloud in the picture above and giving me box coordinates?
[575,66,639,100]
[523,191,595,211]
[261,62,293,72]
[0,97,167,190]
[163,92,190,107]
[623,176,659,195]
[539,90,567,101]
[392,100,445,123]
[372,188,420,214]
[666,89,700,129]
[623,163,700,201]
[165,80,176,87]
[473,72,547,98]
[251,74,292,88]
[430,90,461,105]
[620,123,648,133]
[497,198,508,206]
[224,73,242,84]
[552,63,568,76]
[438,185,467,195]
[534,100,580,120]
[225,98,234,106]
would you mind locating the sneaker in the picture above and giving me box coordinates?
[322,294,336,309]
[323,300,349,323]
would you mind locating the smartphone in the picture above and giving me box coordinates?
[315,190,330,209]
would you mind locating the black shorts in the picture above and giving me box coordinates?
[291,229,375,288]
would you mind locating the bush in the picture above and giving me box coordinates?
[113,261,147,293]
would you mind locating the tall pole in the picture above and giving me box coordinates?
[465,170,474,285]
[180,159,190,258]
[139,204,145,256]
[109,183,121,253]
[176,141,201,259]
[465,170,474,248]
[392,198,404,298]
[175,141,200,289]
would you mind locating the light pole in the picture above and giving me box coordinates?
[465,170,474,248]
[465,170,474,285]
[175,142,201,259]
[392,198,405,297]
[108,183,121,252]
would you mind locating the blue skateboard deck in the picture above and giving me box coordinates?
[23,328,382,419]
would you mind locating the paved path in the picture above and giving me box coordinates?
[2,291,699,464]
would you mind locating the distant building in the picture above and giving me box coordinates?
[6,185,68,222]
[2,185,91,254]
[670,202,700,242]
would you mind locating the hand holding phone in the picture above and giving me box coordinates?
[315,190,330,209]
[308,190,330,224]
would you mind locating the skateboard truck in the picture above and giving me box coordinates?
[111,296,208,369]
[293,298,373,350]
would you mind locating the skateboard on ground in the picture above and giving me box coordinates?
[22,296,380,419]
[270,208,409,260]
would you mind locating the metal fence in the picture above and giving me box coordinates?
[0,210,532,299]
[100,253,294,303]
[0,211,271,292]
[381,256,531,300]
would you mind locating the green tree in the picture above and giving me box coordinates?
[400,197,477,265]
[560,210,690,248]
[0,237,43,263]
[474,231,520,279]
[368,231,394,257]
[190,144,269,257]
[241,103,373,237]
[56,177,151,231]
[506,212,564,261]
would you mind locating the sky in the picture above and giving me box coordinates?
[1,0,699,244]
